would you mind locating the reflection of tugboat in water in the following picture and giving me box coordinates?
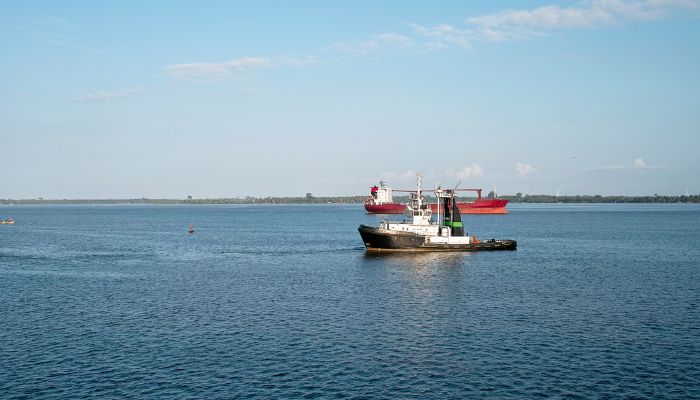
[358,174,516,252]
[365,180,508,214]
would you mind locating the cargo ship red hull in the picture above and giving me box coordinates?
[364,199,508,214]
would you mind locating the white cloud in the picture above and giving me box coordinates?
[82,87,142,102]
[159,1,697,84]
[446,164,484,180]
[161,1,697,85]
[375,33,415,48]
[410,23,472,49]
[165,55,317,80]
[327,33,415,56]
[466,0,699,41]
[597,158,666,170]
[166,57,271,80]
[632,158,648,169]
[275,55,318,67]
[346,0,698,53]
[516,162,536,176]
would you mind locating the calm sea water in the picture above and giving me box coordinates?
[1,204,699,399]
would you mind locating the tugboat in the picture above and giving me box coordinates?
[358,174,516,252]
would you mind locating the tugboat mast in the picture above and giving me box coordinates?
[416,173,422,209]
[436,185,442,227]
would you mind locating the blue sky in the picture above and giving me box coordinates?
[1,0,699,198]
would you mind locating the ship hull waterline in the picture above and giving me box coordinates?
[358,225,517,252]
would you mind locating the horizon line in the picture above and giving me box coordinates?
[2,193,699,202]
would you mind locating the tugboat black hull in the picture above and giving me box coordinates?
[358,225,516,252]
[358,224,427,249]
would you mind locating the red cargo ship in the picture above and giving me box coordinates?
[364,181,508,214]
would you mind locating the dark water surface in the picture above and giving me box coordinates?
[1,204,699,399]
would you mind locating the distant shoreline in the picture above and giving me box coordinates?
[1,194,698,205]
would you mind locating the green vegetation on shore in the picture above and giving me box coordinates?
[1,193,698,205]
[500,194,700,203]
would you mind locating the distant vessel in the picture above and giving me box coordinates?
[359,174,516,252]
[188,224,194,234]
[1,217,14,225]
[364,181,508,214]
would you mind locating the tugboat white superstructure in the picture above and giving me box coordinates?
[358,174,516,252]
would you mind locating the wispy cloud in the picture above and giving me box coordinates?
[465,0,699,41]
[166,57,272,80]
[160,1,696,85]
[159,1,696,86]
[275,55,318,67]
[376,33,415,47]
[516,162,536,176]
[334,0,698,56]
[446,164,484,180]
[596,158,666,171]
[327,33,414,56]
[410,23,472,49]
[82,87,143,102]
[165,55,317,81]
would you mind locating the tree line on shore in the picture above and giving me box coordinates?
[1,193,698,205]
[500,194,700,203]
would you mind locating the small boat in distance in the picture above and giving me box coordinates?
[0,217,14,225]
[365,180,508,214]
[358,174,516,252]
[188,224,195,234]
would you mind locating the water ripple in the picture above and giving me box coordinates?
[1,204,699,398]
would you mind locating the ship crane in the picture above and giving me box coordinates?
[391,188,484,198]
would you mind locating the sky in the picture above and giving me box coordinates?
[1,0,699,198]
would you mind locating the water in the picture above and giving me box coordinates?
[1,204,699,399]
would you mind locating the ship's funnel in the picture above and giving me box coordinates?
[451,196,464,236]
[442,191,465,236]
